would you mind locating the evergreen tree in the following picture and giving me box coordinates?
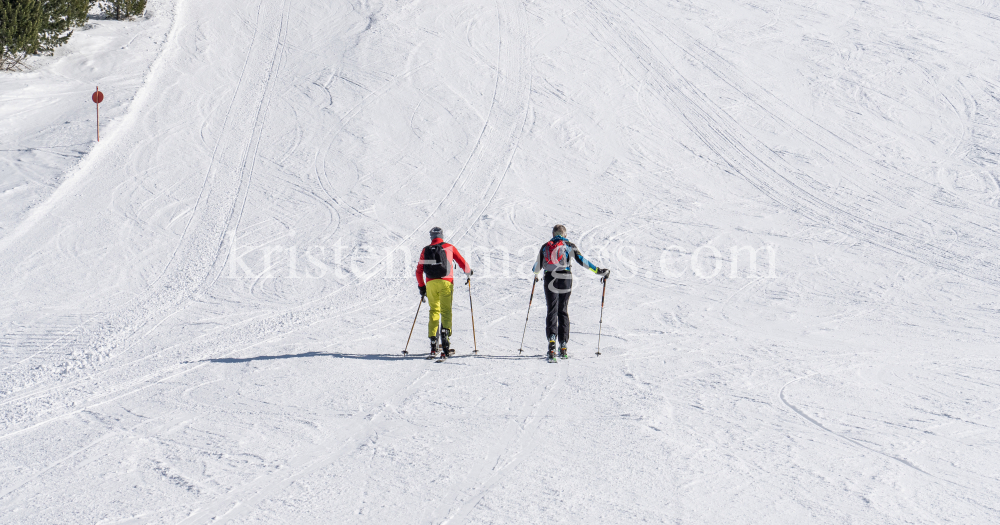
[38,0,90,53]
[99,0,143,20]
[0,0,44,71]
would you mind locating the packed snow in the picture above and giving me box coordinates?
[2,0,1000,523]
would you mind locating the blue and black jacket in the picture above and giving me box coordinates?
[532,236,600,275]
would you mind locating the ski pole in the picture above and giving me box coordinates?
[403,296,425,356]
[518,277,539,355]
[596,273,608,356]
[467,276,478,354]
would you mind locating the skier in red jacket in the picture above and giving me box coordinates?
[416,227,472,359]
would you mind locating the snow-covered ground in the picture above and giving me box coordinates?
[0,2,176,237]
[2,0,1000,523]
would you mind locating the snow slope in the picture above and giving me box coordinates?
[0,1,177,237]
[2,0,1000,523]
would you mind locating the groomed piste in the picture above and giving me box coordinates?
[2,0,1000,523]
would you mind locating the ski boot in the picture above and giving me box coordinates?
[441,328,455,357]
[546,340,558,362]
[558,342,568,359]
[426,338,439,360]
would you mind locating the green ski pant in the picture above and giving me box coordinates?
[426,279,454,339]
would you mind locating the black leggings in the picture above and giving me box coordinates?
[543,271,573,343]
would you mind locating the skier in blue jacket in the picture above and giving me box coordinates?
[532,224,610,360]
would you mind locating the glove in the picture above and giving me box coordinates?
[598,268,611,280]
[419,285,426,297]
[468,269,474,277]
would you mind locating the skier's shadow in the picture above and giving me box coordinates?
[205,352,531,363]
[205,351,402,363]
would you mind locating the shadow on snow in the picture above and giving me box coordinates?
[204,351,543,363]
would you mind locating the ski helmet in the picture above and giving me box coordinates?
[430,227,444,240]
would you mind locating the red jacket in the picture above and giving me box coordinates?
[416,239,469,286]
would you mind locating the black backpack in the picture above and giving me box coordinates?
[422,243,449,279]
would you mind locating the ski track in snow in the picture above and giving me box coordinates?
[3,0,1000,523]
[586,0,1000,287]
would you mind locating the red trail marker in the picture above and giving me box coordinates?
[92,87,104,141]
